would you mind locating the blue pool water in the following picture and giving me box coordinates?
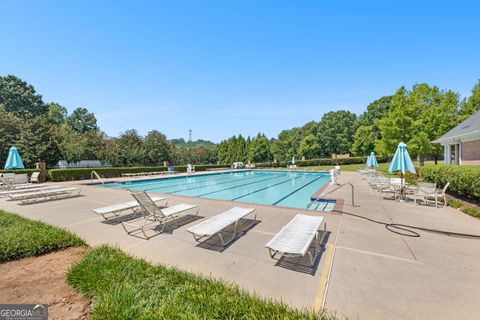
[102,170,331,209]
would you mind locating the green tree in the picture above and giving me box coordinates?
[317,110,358,157]
[44,102,68,126]
[351,126,376,156]
[377,84,460,165]
[217,140,228,163]
[17,117,62,165]
[298,134,320,159]
[226,136,238,163]
[236,135,247,162]
[459,80,480,120]
[0,105,22,163]
[358,96,393,139]
[67,107,98,133]
[247,134,271,162]
[116,129,145,166]
[0,75,46,118]
[144,130,173,166]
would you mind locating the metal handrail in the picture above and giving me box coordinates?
[90,170,104,184]
[308,182,355,209]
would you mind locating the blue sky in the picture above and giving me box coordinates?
[1,1,479,142]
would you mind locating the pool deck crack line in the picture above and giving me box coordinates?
[335,246,424,265]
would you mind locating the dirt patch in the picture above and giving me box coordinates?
[0,247,91,320]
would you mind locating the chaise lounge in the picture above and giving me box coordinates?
[92,195,168,220]
[121,191,199,239]
[186,207,256,246]
[266,214,326,266]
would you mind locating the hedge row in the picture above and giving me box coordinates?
[420,164,480,199]
[47,164,230,182]
[255,156,387,168]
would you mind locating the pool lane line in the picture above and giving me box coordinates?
[119,172,240,190]
[139,173,242,192]
[196,175,287,197]
[138,171,277,192]
[165,174,284,195]
[271,175,325,206]
[229,175,306,201]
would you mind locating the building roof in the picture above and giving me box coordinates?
[433,109,480,144]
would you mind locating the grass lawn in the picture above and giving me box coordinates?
[67,246,331,320]
[0,210,85,262]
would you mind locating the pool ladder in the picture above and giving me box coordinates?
[307,182,355,209]
[90,170,105,184]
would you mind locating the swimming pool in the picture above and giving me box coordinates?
[103,170,331,209]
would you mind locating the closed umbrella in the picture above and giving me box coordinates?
[291,155,295,165]
[4,146,25,170]
[367,152,378,169]
[388,142,415,184]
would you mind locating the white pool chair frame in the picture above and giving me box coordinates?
[0,185,61,197]
[186,207,256,246]
[122,191,199,239]
[92,196,168,220]
[266,214,327,266]
[9,187,81,204]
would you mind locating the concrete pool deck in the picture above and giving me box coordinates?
[1,171,479,319]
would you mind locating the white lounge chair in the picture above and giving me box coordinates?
[92,195,168,220]
[266,214,326,266]
[186,207,256,246]
[9,187,81,204]
[121,191,199,239]
[0,185,61,197]
[187,164,195,174]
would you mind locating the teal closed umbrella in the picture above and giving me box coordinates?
[388,142,415,183]
[4,146,25,170]
[291,155,295,165]
[367,152,378,169]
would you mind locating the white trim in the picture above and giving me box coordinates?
[459,142,462,165]
[433,130,480,145]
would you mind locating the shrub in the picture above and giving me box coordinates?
[420,164,480,199]
[461,207,480,218]
[47,164,230,182]
[448,199,463,209]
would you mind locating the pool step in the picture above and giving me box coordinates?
[307,199,336,212]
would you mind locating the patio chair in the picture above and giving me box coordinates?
[368,175,389,189]
[416,182,449,208]
[186,207,256,246]
[187,164,195,174]
[30,172,40,183]
[9,187,81,204]
[121,191,199,239]
[266,214,326,266]
[92,195,168,220]
[378,178,403,200]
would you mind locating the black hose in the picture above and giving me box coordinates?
[340,210,480,239]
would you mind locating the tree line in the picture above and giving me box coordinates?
[1,75,479,168]
[217,81,480,164]
[0,75,216,167]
